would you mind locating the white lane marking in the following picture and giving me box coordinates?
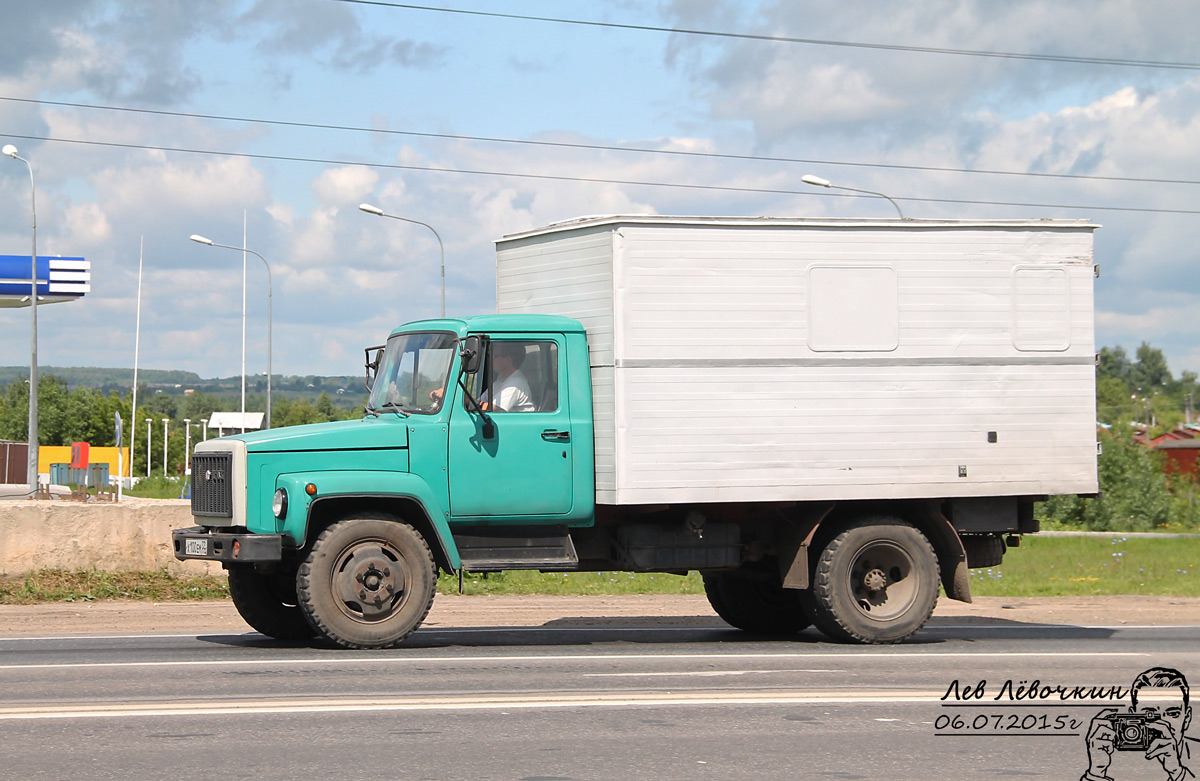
[585,669,845,678]
[0,651,1148,672]
[0,633,209,642]
[0,689,950,721]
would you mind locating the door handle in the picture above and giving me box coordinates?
[541,430,570,442]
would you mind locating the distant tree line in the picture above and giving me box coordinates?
[0,377,362,478]
[1040,341,1200,531]
[1096,342,1199,434]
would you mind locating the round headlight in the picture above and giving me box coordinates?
[272,488,288,519]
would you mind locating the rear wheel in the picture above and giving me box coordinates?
[297,517,437,649]
[703,563,810,635]
[227,563,316,641]
[803,517,939,644]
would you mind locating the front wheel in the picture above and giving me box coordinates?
[802,517,939,644]
[297,517,437,649]
[227,563,316,641]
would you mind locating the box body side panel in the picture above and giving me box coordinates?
[498,222,1098,505]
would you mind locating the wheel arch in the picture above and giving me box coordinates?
[795,502,970,604]
[306,494,459,572]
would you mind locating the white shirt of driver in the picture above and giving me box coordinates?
[484,369,535,412]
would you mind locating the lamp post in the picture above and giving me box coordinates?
[183,418,192,477]
[130,237,144,482]
[190,235,273,429]
[3,144,40,492]
[358,203,445,318]
[801,174,906,219]
[162,418,170,475]
[145,418,152,477]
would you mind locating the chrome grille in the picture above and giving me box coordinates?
[191,451,234,518]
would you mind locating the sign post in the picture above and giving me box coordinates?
[115,412,123,501]
[70,441,89,497]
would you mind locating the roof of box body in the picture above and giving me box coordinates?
[497,215,1101,244]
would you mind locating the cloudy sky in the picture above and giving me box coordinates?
[0,0,1197,380]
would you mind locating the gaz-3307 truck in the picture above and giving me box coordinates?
[175,215,1099,647]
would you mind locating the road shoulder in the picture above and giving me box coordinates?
[1,594,1198,637]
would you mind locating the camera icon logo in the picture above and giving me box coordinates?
[1110,712,1163,752]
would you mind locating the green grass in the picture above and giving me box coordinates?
[0,568,229,605]
[968,534,1199,597]
[2,536,1196,604]
[124,476,188,499]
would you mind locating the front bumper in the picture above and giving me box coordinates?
[172,526,283,563]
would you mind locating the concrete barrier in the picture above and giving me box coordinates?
[0,497,222,577]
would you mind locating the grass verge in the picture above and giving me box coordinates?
[1,535,1195,604]
[124,476,188,499]
[968,534,1199,597]
[0,568,229,605]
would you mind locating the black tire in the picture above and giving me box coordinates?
[802,517,939,644]
[703,565,810,635]
[227,563,316,641]
[297,517,437,649]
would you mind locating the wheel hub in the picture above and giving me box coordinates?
[848,541,917,621]
[333,543,408,621]
[861,568,888,593]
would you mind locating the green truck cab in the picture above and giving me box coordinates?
[177,315,600,647]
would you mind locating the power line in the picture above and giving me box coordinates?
[6,132,1198,216]
[333,0,1200,71]
[4,95,1197,187]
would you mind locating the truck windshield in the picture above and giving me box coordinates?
[368,331,456,414]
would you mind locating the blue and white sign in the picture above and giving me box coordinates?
[0,255,90,308]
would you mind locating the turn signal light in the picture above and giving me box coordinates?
[305,483,317,496]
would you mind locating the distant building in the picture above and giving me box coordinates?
[1150,424,1200,479]
[1111,423,1200,481]
[0,440,28,483]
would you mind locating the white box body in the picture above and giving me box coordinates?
[496,216,1099,506]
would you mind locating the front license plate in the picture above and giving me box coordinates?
[184,538,209,557]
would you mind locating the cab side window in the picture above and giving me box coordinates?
[466,340,559,413]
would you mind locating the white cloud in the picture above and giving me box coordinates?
[311,165,378,205]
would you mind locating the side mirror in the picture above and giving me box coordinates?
[460,335,486,375]
[364,345,385,391]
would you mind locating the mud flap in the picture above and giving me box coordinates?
[909,506,972,603]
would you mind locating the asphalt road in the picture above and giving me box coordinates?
[2,619,1198,780]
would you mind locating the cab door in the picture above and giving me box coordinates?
[447,336,573,519]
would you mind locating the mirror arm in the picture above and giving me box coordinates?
[363,343,385,391]
[457,377,495,439]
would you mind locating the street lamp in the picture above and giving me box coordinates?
[183,418,192,477]
[190,235,273,429]
[801,174,906,219]
[359,203,445,318]
[162,418,170,476]
[145,418,152,477]
[3,143,40,492]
